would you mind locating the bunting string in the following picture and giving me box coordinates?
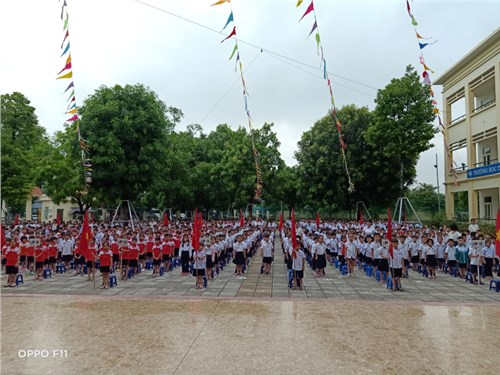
[405,0,459,186]
[212,0,263,201]
[57,0,92,186]
[296,1,354,192]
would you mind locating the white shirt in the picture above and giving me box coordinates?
[260,239,274,258]
[292,250,306,271]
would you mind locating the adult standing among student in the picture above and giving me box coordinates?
[468,219,479,238]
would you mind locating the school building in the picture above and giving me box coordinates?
[435,28,500,222]
[25,187,75,223]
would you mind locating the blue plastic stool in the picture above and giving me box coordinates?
[365,266,373,277]
[43,269,52,279]
[145,261,153,270]
[382,271,387,282]
[83,265,88,275]
[488,279,500,292]
[128,268,135,279]
[376,270,381,281]
[288,269,294,289]
[335,260,340,269]
[109,274,117,287]
[465,272,474,283]
[56,264,65,273]
[386,276,393,289]
[422,267,428,278]
[340,265,348,275]
[16,274,24,285]
[159,266,164,276]
[451,267,459,277]
[443,264,448,274]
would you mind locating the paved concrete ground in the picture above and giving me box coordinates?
[2,237,500,303]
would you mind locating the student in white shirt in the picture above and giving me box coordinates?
[425,238,438,279]
[260,232,274,275]
[345,233,357,277]
[193,243,206,289]
[481,239,495,280]
[390,238,404,292]
[444,238,457,271]
[468,241,482,285]
[292,244,306,290]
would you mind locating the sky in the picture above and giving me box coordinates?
[1,0,499,193]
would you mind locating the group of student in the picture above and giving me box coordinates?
[279,219,499,292]
[1,219,274,289]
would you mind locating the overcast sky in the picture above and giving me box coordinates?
[1,0,499,193]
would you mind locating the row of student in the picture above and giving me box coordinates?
[2,225,268,288]
[280,226,498,291]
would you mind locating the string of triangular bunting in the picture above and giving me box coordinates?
[212,0,263,201]
[57,0,92,185]
[405,0,459,186]
[296,0,354,192]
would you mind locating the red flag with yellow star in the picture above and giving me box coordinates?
[80,210,92,260]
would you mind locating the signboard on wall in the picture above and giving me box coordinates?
[467,162,500,179]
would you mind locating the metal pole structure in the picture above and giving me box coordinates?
[434,153,441,213]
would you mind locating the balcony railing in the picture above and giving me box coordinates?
[472,98,495,113]
[449,114,466,126]
[474,158,498,167]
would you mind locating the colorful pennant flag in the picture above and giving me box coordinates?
[297,0,354,191]
[405,0,457,186]
[213,1,264,201]
[57,0,92,186]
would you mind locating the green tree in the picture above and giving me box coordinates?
[1,92,48,214]
[296,105,386,212]
[78,84,177,205]
[366,65,436,194]
[406,183,444,212]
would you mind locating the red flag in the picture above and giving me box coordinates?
[0,226,6,249]
[315,211,320,228]
[389,243,394,259]
[80,211,92,260]
[299,1,314,22]
[221,26,236,43]
[278,212,284,231]
[163,212,169,226]
[192,209,200,249]
[57,212,61,226]
[359,210,363,225]
[14,214,19,226]
[240,210,244,228]
[291,208,298,251]
[495,208,500,258]
[387,208,392,242]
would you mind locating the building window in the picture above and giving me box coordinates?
[482,147,491,166]
[484,196,492,219]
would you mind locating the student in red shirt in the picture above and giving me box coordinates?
[97,241,113,289]
[87,238,98,281]
[47,237,58,274]
[162,234,174,274]
[137,234,147,271]
[19,236,29,271]
[128,238,140,275]
[3,239,20,287]
[110,239,120,273]
[145,234,154,262]
[34,239,47,281]
[152,237,162,278]
[119,237,130,280]
[73,239,84,276]
[26,239,36,275]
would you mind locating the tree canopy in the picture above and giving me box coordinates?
[1,92,49,214]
